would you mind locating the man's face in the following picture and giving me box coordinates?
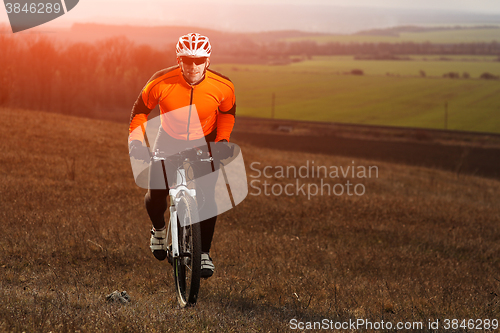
[178,56,210,84]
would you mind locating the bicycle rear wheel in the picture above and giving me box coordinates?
[173,195,201,307]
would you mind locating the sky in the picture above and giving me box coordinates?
[207,0,500,12]
[2,0,500,33]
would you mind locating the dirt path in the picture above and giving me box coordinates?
[232,117,500,179]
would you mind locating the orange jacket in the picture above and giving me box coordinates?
[129,66,235,143]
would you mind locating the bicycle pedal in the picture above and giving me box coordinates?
[153,250,167,261]
[201,269,214,279]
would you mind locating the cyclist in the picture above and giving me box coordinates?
[128,33,236,278]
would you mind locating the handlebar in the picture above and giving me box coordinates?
[151,142,235,168]
[152,146,213,164]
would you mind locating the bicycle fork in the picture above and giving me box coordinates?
[169,198,179,258]
[168,167,196,259]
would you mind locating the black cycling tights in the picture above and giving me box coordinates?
[145,189,216,253]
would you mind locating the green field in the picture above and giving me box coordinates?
[284,27,500,44]
[211,56,500,133]
[288,55,500,77]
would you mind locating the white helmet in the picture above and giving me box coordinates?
[176,33,212,58]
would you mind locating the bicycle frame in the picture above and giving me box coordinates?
[152,148,212,259]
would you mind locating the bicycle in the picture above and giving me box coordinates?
[152,145,229,307]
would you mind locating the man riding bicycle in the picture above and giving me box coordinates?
[128,33,236,278]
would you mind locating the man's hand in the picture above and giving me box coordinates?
[212,139,234,160]
[129,140,151,161]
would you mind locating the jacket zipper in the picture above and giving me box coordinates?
[187,86,194,140]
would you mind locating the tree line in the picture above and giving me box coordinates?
[2,31,500,120]
[218,39,500,61]
[0,33,175,121]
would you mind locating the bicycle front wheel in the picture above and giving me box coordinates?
[173,195,201,307]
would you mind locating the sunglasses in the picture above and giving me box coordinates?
[180,57,208,65]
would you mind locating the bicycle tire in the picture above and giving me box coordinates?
[173,195,201,307]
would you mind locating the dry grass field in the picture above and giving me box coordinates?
[1,108,500,332]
